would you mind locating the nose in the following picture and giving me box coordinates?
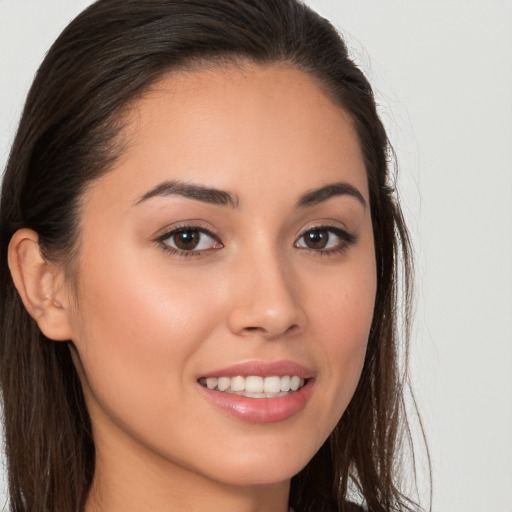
[226,248,307,340]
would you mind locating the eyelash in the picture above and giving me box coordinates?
[155,224,222,257]
[154,224,357,257]
[295,225,357,257]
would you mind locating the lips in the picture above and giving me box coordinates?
[197,360,315,423]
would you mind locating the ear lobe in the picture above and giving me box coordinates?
[8,228,74,341]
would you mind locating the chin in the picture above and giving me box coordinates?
[196,445,314,487]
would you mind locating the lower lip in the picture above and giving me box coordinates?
[198,380,314,423]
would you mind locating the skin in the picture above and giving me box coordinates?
[11,64,377,512]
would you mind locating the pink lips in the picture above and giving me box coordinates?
[198,360,315,423]
[199,360,315,379]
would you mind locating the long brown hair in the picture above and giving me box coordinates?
[0,1,421,511]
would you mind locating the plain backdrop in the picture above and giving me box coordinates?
[1,1,511,511]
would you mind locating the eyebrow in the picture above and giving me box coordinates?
[296,182,367,209]
[135,180,239,208]
[135,179,366,209]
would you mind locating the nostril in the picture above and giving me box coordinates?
[286,324,300,335]
[241,323,300,338]
[241,326,268,336]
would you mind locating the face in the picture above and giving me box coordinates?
[66,64,376,493]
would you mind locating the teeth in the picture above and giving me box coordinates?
[206,377,218,390]
[264,376,281,393]
[290,376,301,391]
[217,377,230,391]
[200,375,306,396]
[230,376,245,392]
[245,376,263,393]
[280,375,291,392]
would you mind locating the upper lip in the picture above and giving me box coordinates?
[199,360,316,380]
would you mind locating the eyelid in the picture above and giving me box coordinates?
[294,223,357,252]
[152,220,356,258]
[154,222,223,256]
[152,219,219,240]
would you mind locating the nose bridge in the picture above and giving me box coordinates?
[227,237,306,339]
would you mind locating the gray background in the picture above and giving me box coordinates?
[1,1,511,511]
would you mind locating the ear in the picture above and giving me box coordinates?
[8,228,74,341]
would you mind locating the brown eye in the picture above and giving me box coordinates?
[303,229,329,249]
[172,229,201,250]
[295,226,356,252]
[159,227,222,254]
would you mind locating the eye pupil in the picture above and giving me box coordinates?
[173,230,200,250]
[305,230,328,249]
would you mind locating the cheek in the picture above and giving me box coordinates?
[68,250,224,418]
[305,251,376,417]
[75,245,220,346]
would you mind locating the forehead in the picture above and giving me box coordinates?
[88,63,368,209]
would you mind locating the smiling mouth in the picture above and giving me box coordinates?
[198,375,307,398]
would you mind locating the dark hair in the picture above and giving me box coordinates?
[0,1,421,511]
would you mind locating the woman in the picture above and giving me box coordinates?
[0,1,420,511]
